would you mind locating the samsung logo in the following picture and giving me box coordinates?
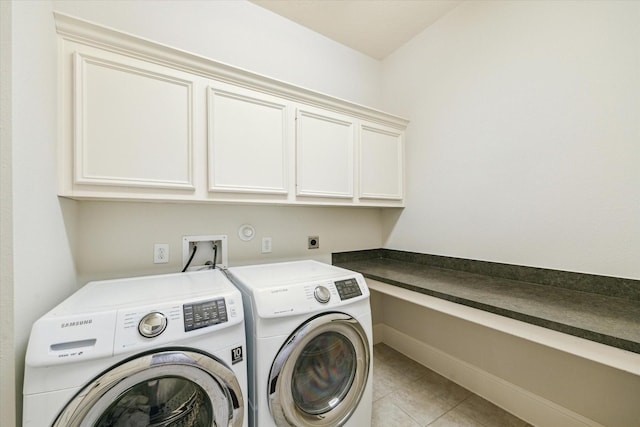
[61,319,92,328]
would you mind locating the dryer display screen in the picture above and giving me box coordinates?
[334,278,362,300]
[183,298,228,331]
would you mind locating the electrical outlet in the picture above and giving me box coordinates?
[182,234,228,271]
[154,243,169,264]
[308,236,319,249]
[262,237,272,254]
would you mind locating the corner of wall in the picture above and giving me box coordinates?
[0,1,16,424]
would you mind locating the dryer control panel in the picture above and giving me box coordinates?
[252,273,369,318]
[228,260,370,319]
[334,278,363,300]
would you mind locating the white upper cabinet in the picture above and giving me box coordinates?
[296,108,355,199]
[60,48,198,199]
[208,83,290,196]
[55,12,408,207]
[359,123,404,201]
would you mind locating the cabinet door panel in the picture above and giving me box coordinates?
[208,88,288,194]
[296,109,354,198]
[359,125,404,200]
[75,53,193,189]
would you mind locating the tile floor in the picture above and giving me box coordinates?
[372,343,532,427]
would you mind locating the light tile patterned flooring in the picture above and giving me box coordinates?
[372,343,532,427]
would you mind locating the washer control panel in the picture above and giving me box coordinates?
[113,293,241,355]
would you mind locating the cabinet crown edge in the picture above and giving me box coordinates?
[53,11,409,130]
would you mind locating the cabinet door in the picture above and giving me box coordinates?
[359,124,404,201]
[208,85,289,194]
[72,52,194,191]
[296,108,354,199]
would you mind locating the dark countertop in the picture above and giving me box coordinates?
[333,255,640,354]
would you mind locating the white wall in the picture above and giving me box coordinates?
[7,1,385,424]
[378,2,640,424]
[1,2,15,425]
[382,0,640,279]
[10,2,79,424]
[54,0,383,108]
[75,202,383,283]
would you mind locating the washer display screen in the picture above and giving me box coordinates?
[183,298,228,332]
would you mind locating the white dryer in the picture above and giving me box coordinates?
[226,260,372,427]
[23,269,247,427]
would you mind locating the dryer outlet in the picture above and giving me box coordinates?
[182,234,228,271]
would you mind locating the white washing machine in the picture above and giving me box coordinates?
[23,269,248,427]
[226,260,372,427]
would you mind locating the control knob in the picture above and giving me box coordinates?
[138,312,167,338]
[314,286,331,304]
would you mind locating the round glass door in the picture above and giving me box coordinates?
[94,376,212,426]
[269,313,370,427]
[291,332,356,415]
[54,350,244,427]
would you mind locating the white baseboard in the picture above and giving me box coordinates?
[378,324,603,427]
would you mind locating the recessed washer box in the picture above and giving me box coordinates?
[182,234,228,270]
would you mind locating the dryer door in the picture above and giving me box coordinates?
[268,312,370,427]
[53,349,244,427]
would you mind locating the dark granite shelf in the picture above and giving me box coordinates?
[333,250,640,354]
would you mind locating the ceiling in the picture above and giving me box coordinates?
[251,0,464,60]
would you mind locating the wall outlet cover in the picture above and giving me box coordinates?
[154,243,169,264]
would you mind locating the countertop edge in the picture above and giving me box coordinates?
[332,253,640,358]
[366,279,640,376]
[359,271,639,354]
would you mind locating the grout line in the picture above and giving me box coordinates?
[426,394,472,426]
[396,401,423,427]
[373,350,423,426]
[375,343,530,427]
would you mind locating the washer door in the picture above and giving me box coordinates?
[54,349,244,427]
[268,312,370,427]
